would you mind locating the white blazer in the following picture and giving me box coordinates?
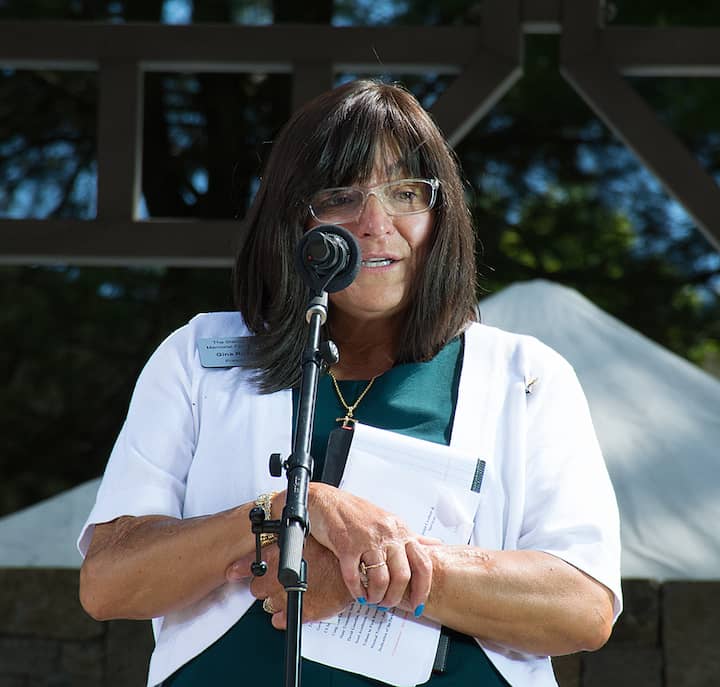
[79,313,622,687]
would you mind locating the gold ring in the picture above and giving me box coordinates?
[359,560,387,576]
[262,597,277,614]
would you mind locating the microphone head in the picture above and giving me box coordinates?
[295,224,361,293]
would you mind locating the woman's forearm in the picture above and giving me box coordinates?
[79,503,259,621]
[421,546,615,656]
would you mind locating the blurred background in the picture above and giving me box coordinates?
[1,0,719,518]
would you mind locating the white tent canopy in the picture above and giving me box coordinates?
[2,279,719,579]
[480,279,720,580]
[0,478,98,567]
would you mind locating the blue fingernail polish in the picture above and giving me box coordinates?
[377,606,389,612]
[357,597,367,605]
[414,604,425,617]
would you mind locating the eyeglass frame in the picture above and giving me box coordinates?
[307,177,441,224]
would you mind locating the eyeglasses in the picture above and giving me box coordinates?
[308,178,440,224]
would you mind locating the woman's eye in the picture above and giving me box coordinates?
[317,190,355,209]
[392,188,418,203]
[328,193,353,206]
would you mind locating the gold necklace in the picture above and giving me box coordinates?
[327,369,377,429]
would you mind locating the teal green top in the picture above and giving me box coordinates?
[307,335,464,480]
[165,337,510,686]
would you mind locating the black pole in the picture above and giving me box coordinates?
[277,297,328,687]
[250,300,330,687]
[284,559,307,687]
[251,225,357,687]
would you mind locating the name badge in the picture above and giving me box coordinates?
[198,337,250,368]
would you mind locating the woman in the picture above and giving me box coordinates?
[78,80,621,686]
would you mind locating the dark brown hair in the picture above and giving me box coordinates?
[233,79,477,392]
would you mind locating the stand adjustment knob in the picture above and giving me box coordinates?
[269,452,284,477]
[251,560,268,577]
[319,340,340,367]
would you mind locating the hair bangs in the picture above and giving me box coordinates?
[310,85,436,190]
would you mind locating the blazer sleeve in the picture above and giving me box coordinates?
[77,323,197,556]
[519,347,623,621]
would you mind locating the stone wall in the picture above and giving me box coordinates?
[1,570,718,686]
[0,569,152,687]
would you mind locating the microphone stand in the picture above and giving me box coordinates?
[250,224,358,687]
[250,290,339,687]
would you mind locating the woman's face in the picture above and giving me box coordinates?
[306,169,435,325]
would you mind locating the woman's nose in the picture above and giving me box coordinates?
[355,193,391,236]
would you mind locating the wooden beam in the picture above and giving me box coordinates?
[561,54,720,252]
[0,220,238,266]
[292,61,333,112]
[483,0,523,58]
[522,0,562,34]
[430,54,522,148]
[604,28,720,76]
[431,0,523,147]
[3,10,720,264]
[559,0,603,59]
[560,0,720,252]
[0,22,478,72]
[5,20,720,76]
[96,59,143,221]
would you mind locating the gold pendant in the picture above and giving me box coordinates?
[335,415,357,429]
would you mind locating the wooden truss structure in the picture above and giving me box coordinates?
[1,0,719,265]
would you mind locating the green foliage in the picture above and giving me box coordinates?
[0,265,233,514]
[0,70,96,218]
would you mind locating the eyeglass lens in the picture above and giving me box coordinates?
[310,179,435,223]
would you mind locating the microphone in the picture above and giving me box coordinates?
[294,224,361,293]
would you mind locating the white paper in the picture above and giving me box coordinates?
[302,423,484,686]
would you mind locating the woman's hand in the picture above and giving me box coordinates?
[226,536,353,629]
[307,483,433,614]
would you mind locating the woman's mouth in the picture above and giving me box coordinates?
[361,258,395,268]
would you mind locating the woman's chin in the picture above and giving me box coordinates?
[334,297,409,321]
